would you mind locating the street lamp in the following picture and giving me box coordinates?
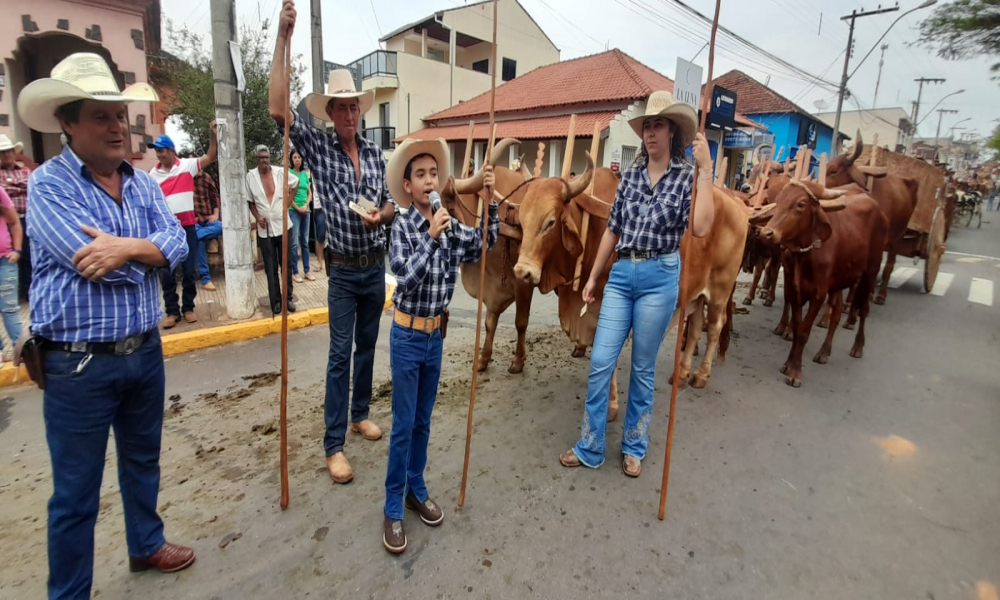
[917,89,965,128]
[832,1,938,155]
[950,118,971,138]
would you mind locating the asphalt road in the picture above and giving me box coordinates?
[1,212,998,600]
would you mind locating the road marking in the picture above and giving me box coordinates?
[957,257,985,264]
[946,250,1000,262]
[969,278,994,306]
[930,272,954,297]
[888,267,918,289]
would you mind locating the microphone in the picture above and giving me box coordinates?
[428,191,455,240]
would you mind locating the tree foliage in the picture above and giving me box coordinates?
[152,19,306,170]
[919,0,1000,77]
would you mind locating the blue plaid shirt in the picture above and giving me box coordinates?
[27,146,188,342]
[283,117,394,257]
[608,156,693,254]
[390,204,499,318]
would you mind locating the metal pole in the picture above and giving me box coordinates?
[934,109,958,159]
[830,11,855,157]
[310,0,324,94]
[210,0,254,319]
[872,44,888,108]
[907,77,946,154]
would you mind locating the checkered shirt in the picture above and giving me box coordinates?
[390,204,499,318]
[283,117,394,257]
[193,172,220,223]
[608,156,693,255]
[1,163,31,215]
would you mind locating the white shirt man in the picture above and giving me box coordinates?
[246,144,298,313]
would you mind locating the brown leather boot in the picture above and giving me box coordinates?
[326,452,353,484]
[161,315,180,329]
[129,542,196,573]
[350,419,382,441]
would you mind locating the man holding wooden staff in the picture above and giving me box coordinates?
[269,0,396,485]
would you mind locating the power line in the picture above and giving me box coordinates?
[369,0,384,38]
[533,0,606,50]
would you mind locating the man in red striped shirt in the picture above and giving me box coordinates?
[149,124,218,328]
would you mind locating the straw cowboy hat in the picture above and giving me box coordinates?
[628,90,698,148]
[386,139,450,208]
[304,69,375,123]
[17,52,159,134]
[0,134,23,153]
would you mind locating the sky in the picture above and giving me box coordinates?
[160,0,1000,149]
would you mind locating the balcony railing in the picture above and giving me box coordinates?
[349,51,398,86]
[364,127,396,150]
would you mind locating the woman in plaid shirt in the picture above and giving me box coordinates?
[382,139,497,554]
[559,91,716,478]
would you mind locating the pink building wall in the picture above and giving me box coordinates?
[0,0,162,170]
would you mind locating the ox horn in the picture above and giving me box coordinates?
[564,151,594,201]
[857,165,888,178]
[519,163,533,180]
[748,204,776,224]
[818,187,847,200]
[848,129,863,164]
[452,168,487,195]
[489,138,521,167]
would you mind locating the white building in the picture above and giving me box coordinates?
[815,107,913,153]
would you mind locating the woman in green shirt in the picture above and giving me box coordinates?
[289,149,314,281]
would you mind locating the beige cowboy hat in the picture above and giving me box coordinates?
[304,69,375,123]
[17,52,159,134]
[0,134,23,153]
[628,90,698,148]
[386,139,451,209]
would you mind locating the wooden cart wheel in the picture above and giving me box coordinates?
[924,206,946,293]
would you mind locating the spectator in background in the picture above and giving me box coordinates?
[0,185,23,365]
[246,144,298,314]
[0,134,33,302]
[149,125,218,328]
[312,171,326,274]
[194,169,223,290]
[288,149,315,282]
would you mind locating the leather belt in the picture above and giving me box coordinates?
[393,310,442,333]
[618,250,669,262]
[325,249,384,268]
[41,330,153,356]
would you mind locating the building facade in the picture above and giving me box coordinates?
[1,0,163,169]
[816,107,912,153]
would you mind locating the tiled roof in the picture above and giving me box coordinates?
[398,111,620,142]
[425,49,674,121]
[712,70,812,117]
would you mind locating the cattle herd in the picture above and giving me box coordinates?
[439,128,929,406]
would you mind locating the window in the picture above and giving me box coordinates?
[621,146,637,168]
[379,102,390,127]
[428,48,445,63]
[472,59,489,74]
[502,58,516,82]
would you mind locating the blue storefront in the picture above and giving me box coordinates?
[748,112,835,159]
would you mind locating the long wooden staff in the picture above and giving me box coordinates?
[658,0,722,521]
[279,35,291,511]
[458,0,498,508]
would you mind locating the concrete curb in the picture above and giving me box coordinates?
[0,296,394,389]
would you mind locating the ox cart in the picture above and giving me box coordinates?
[858,146,948,293]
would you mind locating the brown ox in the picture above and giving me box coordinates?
[752,180,888,387]
[825,133,918,305]
[442,139,535,374]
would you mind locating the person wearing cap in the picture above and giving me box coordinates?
[16,52,195,597]
[246,144,299,314]
[0,133,33,300]
[381,138,497,554]
[270,0,394,484]
[148,124,218,327]
[558,91,716,478]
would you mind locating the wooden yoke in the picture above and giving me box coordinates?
[866,133,880,191]
[573,121,601,291]
[461,121,475,178]
[715,155,728,186]
[818,153,828,184]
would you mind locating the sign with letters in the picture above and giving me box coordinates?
[673,58,703,109]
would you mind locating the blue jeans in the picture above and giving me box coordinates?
[384,321,442,519]
[0,257,23,350]
[43,331,166,599]
[573,253,680,467]
[195,221,223,284]
[289,210,311,275]
[324,259,386,456]
[313,208,327,251]
[160,225,198,316]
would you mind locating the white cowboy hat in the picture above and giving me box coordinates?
[628,90,698,148]
[304,69,375,123]
[16,52,159,134]
[0,134,23,153]
[386,139,450,208]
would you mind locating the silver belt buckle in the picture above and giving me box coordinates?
[631,252,643,263]
[115,335,143,355]
[69,342,89,353]
[358,254,370,268]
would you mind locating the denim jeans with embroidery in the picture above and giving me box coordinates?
[573,252,680,467]
[0,257,23,350]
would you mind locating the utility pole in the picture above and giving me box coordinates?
[831,6,899,157]
[311,0,324,95]
[210,0,254,319]
[906,77,946,154]
[933,108,957,160]
[872,44,888,108]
